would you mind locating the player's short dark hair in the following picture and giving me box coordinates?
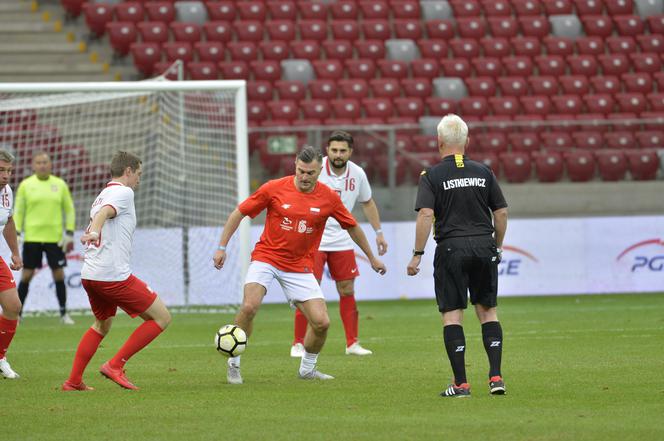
[327,130,354,150]
[296,145,322,164]
[110,151,142,177]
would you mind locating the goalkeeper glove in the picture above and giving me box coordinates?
[59,230,75,253]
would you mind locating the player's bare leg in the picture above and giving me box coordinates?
[475,304,505,395]
[297,299,333,380]
[0,288,22,379]
[227,283,266,384]
[337,279,372,356]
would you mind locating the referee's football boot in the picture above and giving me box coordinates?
[440,383,471,397]
[227,359,243,384]
[0,357,19,379]
[298,369,335,380]
[489,376,506,395]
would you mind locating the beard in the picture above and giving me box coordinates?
[330,158,347,169]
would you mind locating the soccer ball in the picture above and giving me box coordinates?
[215,324,247,357]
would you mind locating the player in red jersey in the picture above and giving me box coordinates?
[213,146,386,384]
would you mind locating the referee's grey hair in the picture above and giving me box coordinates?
[296,145,323,164]
[437,114,469,147]
[0,150,15,164]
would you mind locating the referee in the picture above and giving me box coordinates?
[406,114,508,398]
[15,152,76,324]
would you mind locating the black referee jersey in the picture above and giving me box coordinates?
[415,154,507,242]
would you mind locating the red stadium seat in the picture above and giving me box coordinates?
[647,93,664,112]
[83,3,114,37]
[596,150,627,181]
[534,152,564,182]
[583,94,615,113]
[536,55,567,76]
[331,99,362,119]
[377,60,409,79]
[268,1,297,19]
[470,151,500,178]
[615,93,648,113]
[260,41,289,61]
[61,0,85,18]
[528,77,558,96]
[339,79,370,99]
[543,0,573,14]
[605,131,637,149]
[544,37,575,56]
[392,1,421,19]
[356,40,386,59]
[581,16,613,37]
[449,39,480,59]
[573,0,603,15]
[331,21,360,40]
[636,131,663,148]
[170,23,201,43]
[290,41,321,60]
[490,97,520,116]
[472,57,503,77]
[481,37,511,57]
[466,77,497,97]
[323,40,353,60]
[502,56,534,76]
[144,2,175,23]
[450,0,482,16]
[606,0,633,14]
[498,77,528,96]
[598,54,630,76]
[576,37,604,55]
[309,80,337,99]
[394,97,424,120]
[636,34,664,53]
[573,131,604,149]
[227,42,258,62]
[130,43,161,77]
[237,1,266,20]
[299,20,328,41]
[251,61,281,82]
[655,72,664,90]
[459,97,489,117]
[267,100,299,122]
[456,17,487,38]
[346,59,376,79]
[606,36,637,54]
[362,20,391,42]
[115,2,144,23]
[426,98,458,115]
[330,1,359,19]
[476,132,508,152]
[402,78,433,98]
[521,95,553,115]
[511,37,540,56]
[567,55,598,76]
[137,21,169,44]
[312,60,344,80]
[206,2,235,21]
[411,59,439,79]
[590,75,620,94]
[266,20,296,41]
[560,76,590,95]
[488,17,519,38]
[613,15,644,36]
[541,132,573,151]
[418,40,447,59]
[163,42,194,63]
[203,21,233,43]
[622,73,653,93]
[552,95,584,115]
[500,152,532,183]
[440,58,472,77]
[512,0,541,15]
[218,61,249,79]
[299,1,328,19]
[519,16,550,37]
[564,150,596,182]
[631,53,662,74]
[107,22,138,56]
[234,21,264,42]
[275,80,306,100]
[247,80,273,101]
[188,62,218,80]
[412,135,439,152]
[195,41,225,62]
[370,78,400,98]
[482,0,511,16]
[393,19,423,39]
[626,151,660,180]
[301,100,332,121]
[425,20,455,39]
[360,1,389,18]
[646,15,664,34]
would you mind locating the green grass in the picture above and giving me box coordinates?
[4,294,664,441]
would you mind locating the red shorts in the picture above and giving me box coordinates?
[0,258,16,292]
[313,250,359,281]
[82,274,158,321]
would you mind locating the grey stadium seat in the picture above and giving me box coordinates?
[420,1,453,20]
[635,0,664,17]
[280,59,315,84]
[432,77,467,100]
[385,39,421,62]
[549,15,583,38]
[419,117,441,135]
[174,1,208,24]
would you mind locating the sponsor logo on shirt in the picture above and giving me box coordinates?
[297,220,307,233]
[280,217,293,231]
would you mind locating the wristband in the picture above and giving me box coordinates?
[374,229,383,235]
[66,230,74,236]
[218,245,227,251]
[412,249,424,256]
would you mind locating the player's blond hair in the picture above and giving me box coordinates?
[110,151,142,177]
[437,114,469,148]
[0,150,15,164]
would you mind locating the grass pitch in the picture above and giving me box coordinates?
[4,293,664,441]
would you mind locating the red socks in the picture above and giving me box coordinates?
[68,327,104,384]
[339,295,359,347]
[0,315,18,359]
[293,309,307,345]
[109,320,164,369]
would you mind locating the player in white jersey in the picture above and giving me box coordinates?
[291,131,388,357]
[62,151,171,392]
[0,151,24,379]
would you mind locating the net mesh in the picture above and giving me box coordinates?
[0,81,247,308]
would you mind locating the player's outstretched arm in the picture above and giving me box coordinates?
[3,217,23,271]
[361,198,387,256]
[407,208,433,276]
[347,225,386,275]
[213,208,246,270]
[81,206,116,245]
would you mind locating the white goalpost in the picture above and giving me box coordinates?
[0,80,250,312]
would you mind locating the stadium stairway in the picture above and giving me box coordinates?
[0,0,135,81]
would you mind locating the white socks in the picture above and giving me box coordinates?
[229,355,241,367]
[299,351,318,376]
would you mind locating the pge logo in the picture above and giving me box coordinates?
[499,246,539,276]
[616,239,664,272]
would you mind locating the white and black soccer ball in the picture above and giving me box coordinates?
[215,324,247,357]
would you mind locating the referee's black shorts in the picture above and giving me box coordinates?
[22,243,67,270]
[433,235,500,313]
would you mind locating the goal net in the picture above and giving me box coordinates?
[0,80,249,313]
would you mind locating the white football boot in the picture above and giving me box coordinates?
[0,358,20,379]
[345,342,373,356]
[227,359,243,385]
[61,314,75,325]
[298,370,334,380]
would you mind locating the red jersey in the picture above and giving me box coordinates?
[238,176,358,273]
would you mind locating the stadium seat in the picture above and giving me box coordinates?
[655,72,664,90]
[268,1,296,20]
[450,0,482,17]
[521,95,553,115]
[615,93,648,113]
[576,37,604,55]
[500,152,532,182]
[432,77,468,100]
[247,80,273,101]
[61,0,85,18]
[275,80,306,100]
[502,56,534,76]
[426,97,458,115]
[227,42,258,62]
[606,36,637,54]
[449,39,480,59]
[290,41,321,61]
[330,1,359,19]
[312,60,344,80]
[267,100,299,122]
[370,78,400,98]
[567,55,598,76]
[266,20,296,41]
[481,37,511,57]
[299,20,328,41]
[323,40,353,60]
[392,1,421,19]
[614,15,645,36]
[107,22,138,57]
[218,61,249,79]
[466,77,497,97]
[346,59,376,79]
[564,150,596,182]
[626,150,660,180]
[83,3,114,37]
[299,1,328,19]
[528,77,559,96]
[534,152,564,182]
[598,54,630,75]
[308,80,337,99]
[338,79,369,99]
[573,131,604,149]
[560,76,590,95]
[421,0,453,19]
[583,94,615,113]
[301,100,332,121]
[605,131,637,150]
[481,0,511,16]
[203,21,233,42]
[622,73,653,93]
[634,0,663,17]
[411,135,439,152]
[590,75,620,94]
[647,93,664,111]
[260,41,289,61]
[410,59,439,79]
[512,0,542,15]
[519,16,551,37]
[331,99,362,120]
[573,0,604,15]
[582,16,614,37]
[205,1,235,21]
[536,55,567,76]
[393,97,424,120]
[393,20,423,40]
[188,62,218,80]
[130,43,161,77]
[356,40,386,59]
[377,60,409,79]
[488,17,519,38]
[385,40,420,62]
[401,78,433,98]
[193,41,224,62]
[174,2,208,25]
[476,132,508,153]
[636,131,664,148]
[550,14,583,38]
[360,1,389,19]
[541,131,574,151]
[145,2,175,23]
[544,37,575,56]
[251,61,281,82]
[490,97,521,116]
[607,0,634,14]
[631,53,662,74]
[511,36,541,56]
[170,22,201,43]
[163,42,194,63]
[459,97,489,117]
[115,2,144,23]
[137,21,169,44]
[596,150,628,181]
[425,19,456,39]
[471,151,501,178]
[498,77,528,96]
[234,21,263,42]
[331,21,360,40]
[472,57,503,77]
[543,0,574,14]
[456,17,487,38]
[362,20,391,40]
[237,1,266,20]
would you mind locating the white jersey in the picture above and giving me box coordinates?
[81,182,136,281]
[318,157,372,251]
[0,185,13,227]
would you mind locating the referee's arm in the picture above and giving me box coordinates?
[493,208,508,248]
[407,208,433,276]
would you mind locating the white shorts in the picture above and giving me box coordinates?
[245,261,325,305]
